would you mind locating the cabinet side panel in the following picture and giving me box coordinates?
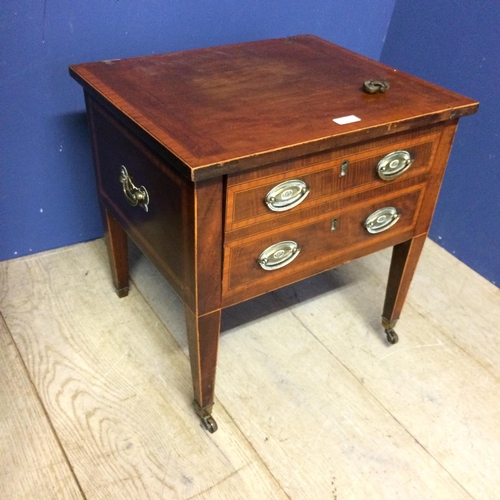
[86,94,193,303]
[414,120,459,235]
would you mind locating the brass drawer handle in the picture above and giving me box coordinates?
[265,179,310,212]
[257,241,300,271]
[364,207,400,234]
[363,79,390,94]
[377,150,414,180]
[119,166,149,212]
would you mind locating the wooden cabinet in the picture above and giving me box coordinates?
[70,35,478,432]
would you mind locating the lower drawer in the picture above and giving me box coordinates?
[222,186,424,303]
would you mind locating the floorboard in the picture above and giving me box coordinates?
[1,237,499,499]
[359,242,500,380]
[0,314,84,500]
[0,243,286,500]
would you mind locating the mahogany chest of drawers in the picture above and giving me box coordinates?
[70,35,478,432]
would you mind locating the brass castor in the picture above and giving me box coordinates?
[201,415,218,433]
[385,328,399,344]
[194,401,218,433]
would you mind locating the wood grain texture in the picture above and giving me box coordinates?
[182,177,225,412]
[0,242,287,500]
[414,120,459,234]
[226,130,439,231]
[130,237,499,500]
[100,204,129,297]
[222,187,424,304]
[361,239,500,381]
[70,35,478,180]
[225,172,430,244]
[382,234,427,325]
[187,177,225,316]
[218,300,478,500]
[0,315,84,500]
[269,245,500,500]
[185,308,221,411]
[3,239,498,499]
[226,123,445,185]
[87,96,194,305]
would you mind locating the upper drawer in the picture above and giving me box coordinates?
[225,128,442,232]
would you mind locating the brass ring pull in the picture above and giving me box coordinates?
[119,166,149,212]
[363,79,390,94]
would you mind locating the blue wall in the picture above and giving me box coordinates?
[381,0,500,286]
[0,0,395,261]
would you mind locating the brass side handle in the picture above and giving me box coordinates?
[257,241,300,271]
[364,207,400,234]
[265,179,310,212]
[119,166,149,212]
[377,150,414,180]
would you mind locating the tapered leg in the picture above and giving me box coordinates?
[185,308,222,432]
[183,177,224,431]
[381,121,460,343]
[382,234,427,342]
[100,204,129,297]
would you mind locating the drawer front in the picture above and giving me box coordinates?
[89,100,191,295]
[222,186,424,304]
[226,129,441,233]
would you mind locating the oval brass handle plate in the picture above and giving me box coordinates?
[377,150,414,180]
[364,207,400,234]
[257,241,300,271]
[119,166,149,212]
[265,179,310,212]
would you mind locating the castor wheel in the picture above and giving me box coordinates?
[194,401,218,433]
[385,328,399,344]
[201,415,218,433]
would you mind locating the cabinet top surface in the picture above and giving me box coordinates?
[70,35,478,180]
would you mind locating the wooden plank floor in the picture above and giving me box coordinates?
[1,238,499,499]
